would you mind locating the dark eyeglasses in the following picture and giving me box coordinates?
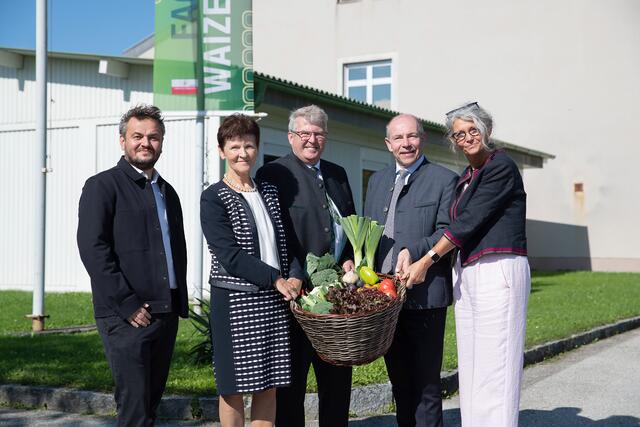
[445,102,479,118]
[290,130,328,141]
[451,127,481,142]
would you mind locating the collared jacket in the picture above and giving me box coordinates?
[200,179,304,292]
[364,158,458,309]
[444,150,528,266]
[255,153,356,273]
[77,156,189,320]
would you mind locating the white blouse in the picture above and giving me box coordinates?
[241,191,281,271]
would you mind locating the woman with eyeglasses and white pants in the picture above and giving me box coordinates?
[398,102,531,426]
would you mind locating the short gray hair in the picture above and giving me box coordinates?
[288,105,328,132]
[445,102,495,151]
[119,104,165,137]
[386,114,424,138]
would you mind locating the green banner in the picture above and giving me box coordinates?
[154,0,254,112]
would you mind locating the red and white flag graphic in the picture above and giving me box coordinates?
[171,79,198,95]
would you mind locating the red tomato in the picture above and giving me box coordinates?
[378,278,397,299]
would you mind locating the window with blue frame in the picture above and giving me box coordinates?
[343,60,392,109]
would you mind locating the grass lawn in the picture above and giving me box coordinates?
[1,271,639,395]
[0,291,95,334]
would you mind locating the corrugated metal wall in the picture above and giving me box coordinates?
[46,126,91,291]
[0,118,204,292]
[0,129,36,287]
[0,126,89,290]
[0,55,201,292]
[0,56,152,126]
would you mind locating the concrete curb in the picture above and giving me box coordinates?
[522,315,640,366]
[2,315,639,421]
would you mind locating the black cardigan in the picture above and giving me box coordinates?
[200,179,304,292]
[444,150,528,266]
[255,153,356,268]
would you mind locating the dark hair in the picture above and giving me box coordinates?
[119,104,165,137]
[217,114,261,148]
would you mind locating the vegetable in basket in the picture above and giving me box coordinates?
[300,286,334,314]
[358,266,378,285]
[378,278,397,299]
[305,253,337,277]
[339,214,385,270]
[310,269,340,289]
[296,248,399,315]
[339,215,369,268]
[299,253,342,314]
[364,220,385,269]
[341,270,358,285]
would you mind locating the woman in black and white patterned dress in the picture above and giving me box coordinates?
[200,114,304,427]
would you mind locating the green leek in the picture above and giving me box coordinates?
[339,214,370,268]
[365,220,385,269]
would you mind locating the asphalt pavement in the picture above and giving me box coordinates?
[2,328,639,426]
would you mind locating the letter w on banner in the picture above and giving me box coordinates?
[153,0,254,112]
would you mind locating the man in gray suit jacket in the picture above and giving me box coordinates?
[364,114,457,427]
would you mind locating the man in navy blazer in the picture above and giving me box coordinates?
[77,105,188,426]
[364,114,457,427]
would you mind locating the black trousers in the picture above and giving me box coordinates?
[96,312,179,427]
[385,307,447,427]
[276,319,352,427]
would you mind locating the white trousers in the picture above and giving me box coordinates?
[453,253,531,427]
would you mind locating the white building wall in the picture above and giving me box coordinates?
[252,0,640,271]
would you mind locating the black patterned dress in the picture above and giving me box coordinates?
[200,180,302,395]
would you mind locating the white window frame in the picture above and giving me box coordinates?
[338,53,398,110]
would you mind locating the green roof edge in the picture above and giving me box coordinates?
[254,71,446,133]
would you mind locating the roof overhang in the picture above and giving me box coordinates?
[253,72,554,167]
[0,47,554,167]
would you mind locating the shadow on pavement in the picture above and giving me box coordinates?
[348,410,462,426]
[438,407,640,427]
[520,407,640,427]
[349,414,396,426]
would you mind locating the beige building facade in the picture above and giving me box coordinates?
[248,0,640,272]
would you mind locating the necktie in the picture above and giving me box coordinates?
[380,169,409,273]
[313,166,337,255]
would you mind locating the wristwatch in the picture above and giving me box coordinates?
[427,249,441,263]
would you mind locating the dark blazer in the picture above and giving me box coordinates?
[255,153,356,269]
[364,157,458,309]
[445,150,527,266]
[200,179,304,292]
[77,156,189,319]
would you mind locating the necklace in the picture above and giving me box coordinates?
[223,174,257,193]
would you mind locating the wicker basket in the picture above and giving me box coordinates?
[290,276,406,366]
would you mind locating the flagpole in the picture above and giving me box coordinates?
[191,111,205,315]
[30,0,48,332]
[191,0,206,315]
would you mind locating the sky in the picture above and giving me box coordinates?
[0,0,155,56]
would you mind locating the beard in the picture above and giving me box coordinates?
[125,149,160,170]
